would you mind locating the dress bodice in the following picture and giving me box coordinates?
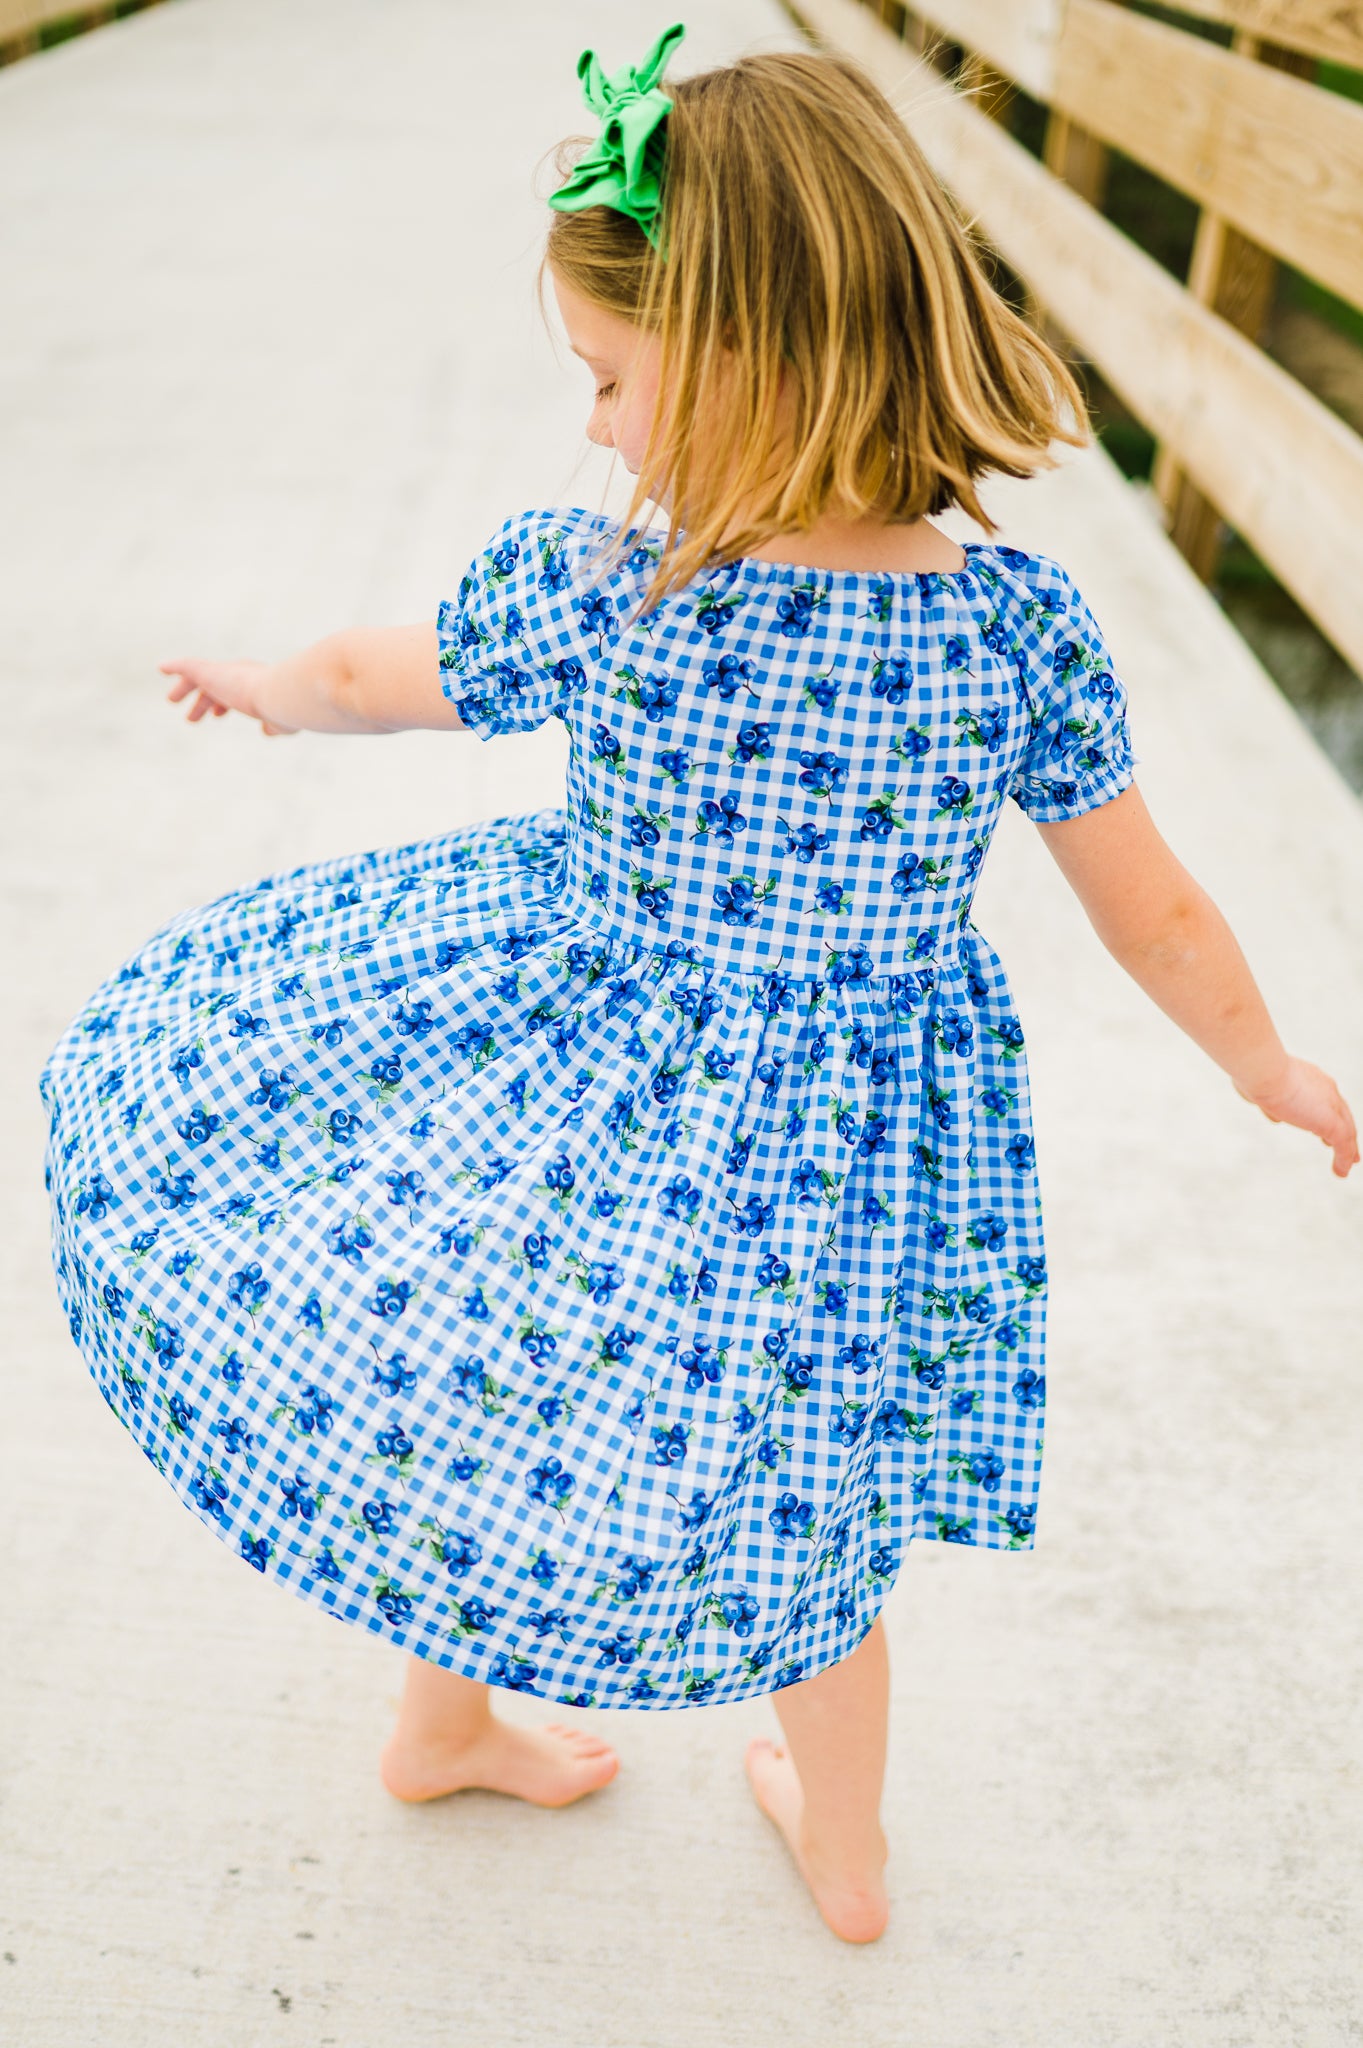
[437,508,1135,984]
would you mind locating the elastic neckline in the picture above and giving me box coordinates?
[710,540,999,587]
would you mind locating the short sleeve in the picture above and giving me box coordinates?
[1006,558,1138,822]
[436,507,620,740]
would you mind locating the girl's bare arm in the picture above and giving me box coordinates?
[1035,784,1358,1177]
[160,623,466,735]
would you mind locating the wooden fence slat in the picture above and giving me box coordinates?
[906,0,1363,73]
[1148,0,1363,67]
[1042,111,1109,209]
[894,0,1061,98]
[0,0,90,37]
[888,0,1363,312]
[1056,0,1363,315]
[793,0,1363,679]
[1149,31,1313,579]
[957,50,1016,123]
[1152,209,1282,573]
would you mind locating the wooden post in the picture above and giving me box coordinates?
[1152,32,1314,581]
[793,0,1363,679]
[1041,112,1110,210]
[1,3,136,66]
[888,5,931,57]
[958,51,1015,125]
[1030,112,1109,342]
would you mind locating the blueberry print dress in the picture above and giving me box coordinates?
[40,507,1135,1710]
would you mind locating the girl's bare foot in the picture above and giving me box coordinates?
[381,1717,619,1808]
[745,1736,889,1943]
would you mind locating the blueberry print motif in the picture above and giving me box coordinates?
[39,506,1135,1711]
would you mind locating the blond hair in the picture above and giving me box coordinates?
[544,48,1087,608]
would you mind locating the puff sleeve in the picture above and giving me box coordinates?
[1006,559,1138,822]
[437,507,620,739]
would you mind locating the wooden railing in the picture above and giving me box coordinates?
[0,0,165,63]
[7,0,1361,683]
[790,0,1363,682]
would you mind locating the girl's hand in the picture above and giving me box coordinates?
[1234,1058,1359,1178]
[160,657,298,737]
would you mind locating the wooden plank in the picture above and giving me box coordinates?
[1152,205,1279,572]
[1153,0,1363,66]
[1055,1,1363,313]
[0,0,131,41]
[893,0,1061,98]
[1151,30,1306,578]
[793,0,1363,679]
[1036,111,1109,346]
[1042,110,1110,207]
[876,0,1363,310]
[957,50,1016,122]
[898,5,930,54]
[911,0,1363,74]
[0,0,85,37]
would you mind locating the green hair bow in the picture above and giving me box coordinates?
[547,22,686,250]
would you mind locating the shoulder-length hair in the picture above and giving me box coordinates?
[544,48,1086,608]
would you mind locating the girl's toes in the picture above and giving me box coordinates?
[543,1721,609,1755]
[563,1745,620,1799]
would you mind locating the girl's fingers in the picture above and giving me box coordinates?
[1247,1064,1358,1176]
[162,656,272,727]
[163,658,229,697]
[172,685,228,723]
[160,659,204,689]
[165,663,218,715]
[1331,1095,1359,1177]
[1313,1087,1356,1176]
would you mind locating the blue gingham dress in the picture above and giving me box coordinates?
[39,507,1135,1709]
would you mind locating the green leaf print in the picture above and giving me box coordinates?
[889,725,933,764]
[861,789,908,836]
[582,796,612,840]
[916,1143,944,1184]
[119,1361,148,1407]
[445,1443,492,1486]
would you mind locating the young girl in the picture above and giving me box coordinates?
[40,25,1357,1947]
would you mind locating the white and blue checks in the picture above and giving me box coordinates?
[39,506,1135,1709]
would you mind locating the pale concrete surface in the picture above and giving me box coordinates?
[3,3,1362,2043]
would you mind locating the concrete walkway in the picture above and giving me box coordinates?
[3,2,1362,2042]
